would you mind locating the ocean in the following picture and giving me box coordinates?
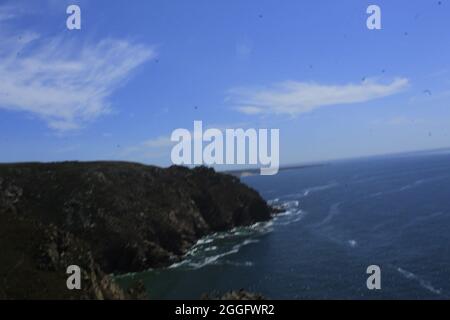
[118,150,450,299]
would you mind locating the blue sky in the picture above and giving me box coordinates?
[0,0,449,168]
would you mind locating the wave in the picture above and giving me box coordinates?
[168,220,272,270]
[269,198,307,225]
[269,198,299,210]
[169,198,305,270]
[170,247,240,269]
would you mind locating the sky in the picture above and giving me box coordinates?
[0,0,449,168]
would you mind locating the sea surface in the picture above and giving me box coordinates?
[118,150,450,299]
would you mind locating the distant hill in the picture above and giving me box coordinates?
[226,163,325,178]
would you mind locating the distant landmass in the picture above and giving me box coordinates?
[0,162,272,299]
[226,163,325,178]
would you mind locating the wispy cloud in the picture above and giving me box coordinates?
[123,121,252,161]
[120,135,174,161]
[142,136,173,148]
[230,78,409,116]
[0,4,18,22]
[372,116,425,126]
[0,12,155,131]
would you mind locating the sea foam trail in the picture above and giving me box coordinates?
[367,175,450,199]
[396,267,443,296]
[280,182,338,199]
[314,202,341,227]
[352,164,450,185]
[402,211,446,229]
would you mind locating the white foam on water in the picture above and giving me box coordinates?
[188,248,240,269]
[303,182,339,195]
[315,202,341,227]
[402,211,446,229]
[269,198,309,226]
[368,175,450,199]
[347,240,357,248]
[268,198,279,204]
[195,238,214,245]
[168,219,274,270]
[183,237,263,270]
[279,182,338,200]
[397,267,443,296]
[168,260,189,269]
[238,239,260,247]
[274,209,307,226]
[398,179,426,191]
[168,198,305,270]
[222,260,254,267]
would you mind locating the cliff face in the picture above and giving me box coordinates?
[0,162,271,299]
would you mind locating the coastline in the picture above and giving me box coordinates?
[0,161,273,299]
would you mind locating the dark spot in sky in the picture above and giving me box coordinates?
[362,77,366,82]
[194,106,198,110]
[309,64,313,69]
[382,69,386,73]
[423,89,432,96]
[404,32,409,36]
[258,14,263,18]
[428,132,432,137]
[438,1,442,5]
[155,59,159,63]
[117,144,121,148]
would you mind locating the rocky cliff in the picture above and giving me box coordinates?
[0,162,271,299]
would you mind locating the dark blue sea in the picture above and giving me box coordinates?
[119,150,450,299]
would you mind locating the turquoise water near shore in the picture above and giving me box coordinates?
[118,150,450,299]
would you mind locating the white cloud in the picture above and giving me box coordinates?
[120,135,174,160]
[0,11,15,22]
[143,136,174,148]
[0,26,155,131]
[230,78,409,116]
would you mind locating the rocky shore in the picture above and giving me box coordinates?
[0,162,272,299]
